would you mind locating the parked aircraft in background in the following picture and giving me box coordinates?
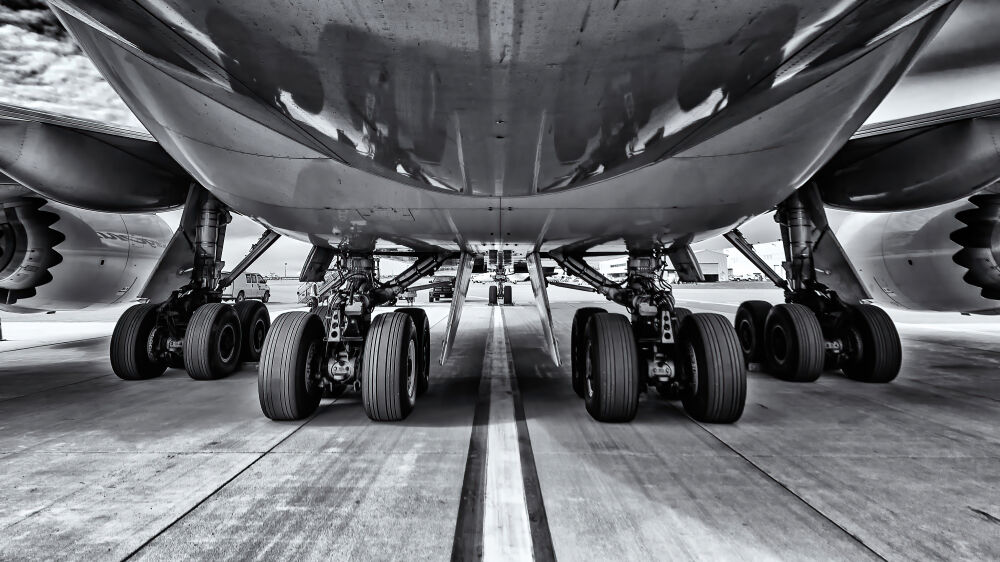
[1,1,999,427]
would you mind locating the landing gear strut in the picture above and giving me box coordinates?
[110,188,277,382]
[552,249,746,424]
[726,185,902,383]
[258,251,452,421]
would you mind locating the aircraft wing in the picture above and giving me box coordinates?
[0,102,190,212]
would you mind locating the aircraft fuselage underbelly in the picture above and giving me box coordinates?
[52,0,950,253]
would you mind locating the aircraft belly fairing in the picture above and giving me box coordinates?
[48,0,951,253]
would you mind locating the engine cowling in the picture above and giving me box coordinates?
[0,197,172,312]
[837,188,1000,314]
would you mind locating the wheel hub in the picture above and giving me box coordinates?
[217,323,237,363]
[770,324,788,364]
[405,339,416,398]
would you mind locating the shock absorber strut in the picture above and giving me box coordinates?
[778,191,814,292]
[193,197,230,291]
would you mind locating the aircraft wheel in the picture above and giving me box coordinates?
[361,312,418,421]
[184,303,242,380]
[839,304,901,383]
[571,307,606,398]
[502,285,513,305]
[234,300,270,362]
[488,285,498,306]
[679,313,746,423]
[396,307,431,395]
[735,300,772,366]
[584,313,639,422]
[764,303,824,382]
[258,311,324,420]
[110,303,167,380]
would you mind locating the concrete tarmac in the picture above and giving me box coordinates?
[0,283,998,560]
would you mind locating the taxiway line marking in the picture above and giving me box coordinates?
[482,308,534,561]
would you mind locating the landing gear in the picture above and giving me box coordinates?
[184,303,242,380]
[234,300,270,362]
[552,250,746,424]
[763,304,824,382]
[397,307,431,395]
[110,303,167,380]
[362,312,418,421]
[584,313,639,422]
[258,311,324,420]
[678,313,746,423]
[571,307,606,398]
[725,186,902,383]
[734,300,771,366]
[109,189,278,383]
[258,251,453,421]
[488,277,512,306]
[839,304,902,383]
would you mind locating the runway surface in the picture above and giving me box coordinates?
[1,282,999,560]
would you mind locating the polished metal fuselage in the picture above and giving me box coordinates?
[49,0,961,253]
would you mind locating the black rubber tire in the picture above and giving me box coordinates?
[840,304,902,383]
[234,300,270,362]
[679,313,747,423]
[235,291,245,303]
[258,311,325,420]
[488,285,498,305]
[735,300,773,365]
[674,307,692,328]
[110,303,166,380]
[262,291,270,304]
[584,313,640,422]
[502,285,513,305]
[184,303,242,380]
[396,307,431,395]
[571,307,607,398]
[361,312,419,421]
[764,303,825,382]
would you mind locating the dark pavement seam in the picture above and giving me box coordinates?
[691,420,888,562]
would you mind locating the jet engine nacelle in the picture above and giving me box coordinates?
[0,197,172,313]
[818,117,1000,212]
[838,190,1000,314]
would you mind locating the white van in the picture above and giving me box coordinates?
[222,272,271,303]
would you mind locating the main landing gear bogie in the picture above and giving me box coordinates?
[110,190,276,384]
[569,308,747,424]
[257,252,451,422]
[557,251,747,425]
[111,299,271,382]
[735,298,901,383]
